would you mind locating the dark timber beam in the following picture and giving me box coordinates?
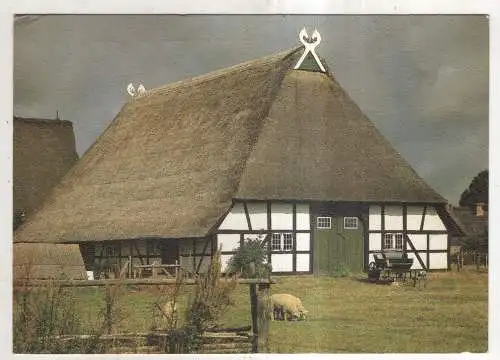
[405,234,427,270]
[420,205,427,231]
[243,202,252,231]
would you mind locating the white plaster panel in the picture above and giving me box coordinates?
[217,234,240,252]
[406,252,424,270]
[296,204,311,230]
[296,233,310,251]
[247,202,268,231]
[407,206,424,230]
[407,234,427,251]
[369,233,381,251]
[296,254,310,272]
[220,254,233,272]
[195,256,212,273]
[385,205,403,230]
[218,203,249,230]
[429,234,448,251]
[423,206,446,231]
[369,206,382,230]
[429,252,448,269]
[271,203,293,230]
[271,254,293,272]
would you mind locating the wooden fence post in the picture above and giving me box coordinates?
[257,283,271,353]
[248,262,258,353]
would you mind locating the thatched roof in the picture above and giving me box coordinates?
[14,46,447,245]
[13,243,87,280]
[13,117,79,217]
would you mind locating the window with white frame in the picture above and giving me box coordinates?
[271,233,293,251]
[271,233,282,251]
[317,217,332,229]
[383,233,404,249]
[395,233,403,249]
[283,233,293,251]
[344,217,359,230]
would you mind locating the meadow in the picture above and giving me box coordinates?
[66,268,488,353]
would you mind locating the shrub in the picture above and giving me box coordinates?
[182,249,238,353]
[226,235,271,278]
[13,280,82,353]
[330,262,350,278]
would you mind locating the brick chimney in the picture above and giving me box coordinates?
[476,202,485,217]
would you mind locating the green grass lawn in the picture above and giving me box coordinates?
[70,268,488,353]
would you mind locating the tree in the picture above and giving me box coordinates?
[459,170,488,209]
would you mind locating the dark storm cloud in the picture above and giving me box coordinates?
[13,15,489,204]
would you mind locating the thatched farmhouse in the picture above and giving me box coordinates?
[13,117,79,223]
[14,31,461,280]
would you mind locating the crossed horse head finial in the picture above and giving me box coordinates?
[295,28,326,72]
[127,83,147,98]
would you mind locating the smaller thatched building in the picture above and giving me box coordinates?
[13,117,84,279]
[13,117,79,220]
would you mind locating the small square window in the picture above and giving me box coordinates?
[317,217,332,229]
[271,233,281,251]
[283,233,293,251]
[344,217,359,230]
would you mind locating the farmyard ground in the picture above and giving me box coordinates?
[70,267,488,353]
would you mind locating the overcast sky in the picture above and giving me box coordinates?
[13,15,489,205]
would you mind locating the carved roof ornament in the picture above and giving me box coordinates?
[294,28,326,73]
[127,83,147,97]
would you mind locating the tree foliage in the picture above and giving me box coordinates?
[226,235,271,278]
[459,170,488,209]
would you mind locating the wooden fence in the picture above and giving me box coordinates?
[16,277,273,354]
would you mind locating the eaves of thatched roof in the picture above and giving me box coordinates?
[14,46,446,245]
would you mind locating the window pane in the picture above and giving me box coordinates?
[395,233,403,249]
[383,233,393,249]
[317,217,332,229]
[344,217,358,229]
[283,233,293,251]
[271,233,281,251]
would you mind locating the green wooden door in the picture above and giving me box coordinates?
[314,216,364,274]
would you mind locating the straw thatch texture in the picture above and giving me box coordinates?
[14,46,446,249]
[13,117,79,217]
[13,243,87,280]
[14,48,301,243]
[235,70,446,203]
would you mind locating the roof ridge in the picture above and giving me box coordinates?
[127,46,303,103]
[14,117,74,126]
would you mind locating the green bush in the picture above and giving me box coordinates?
[226,236,271,278]
[330,262,350,278]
